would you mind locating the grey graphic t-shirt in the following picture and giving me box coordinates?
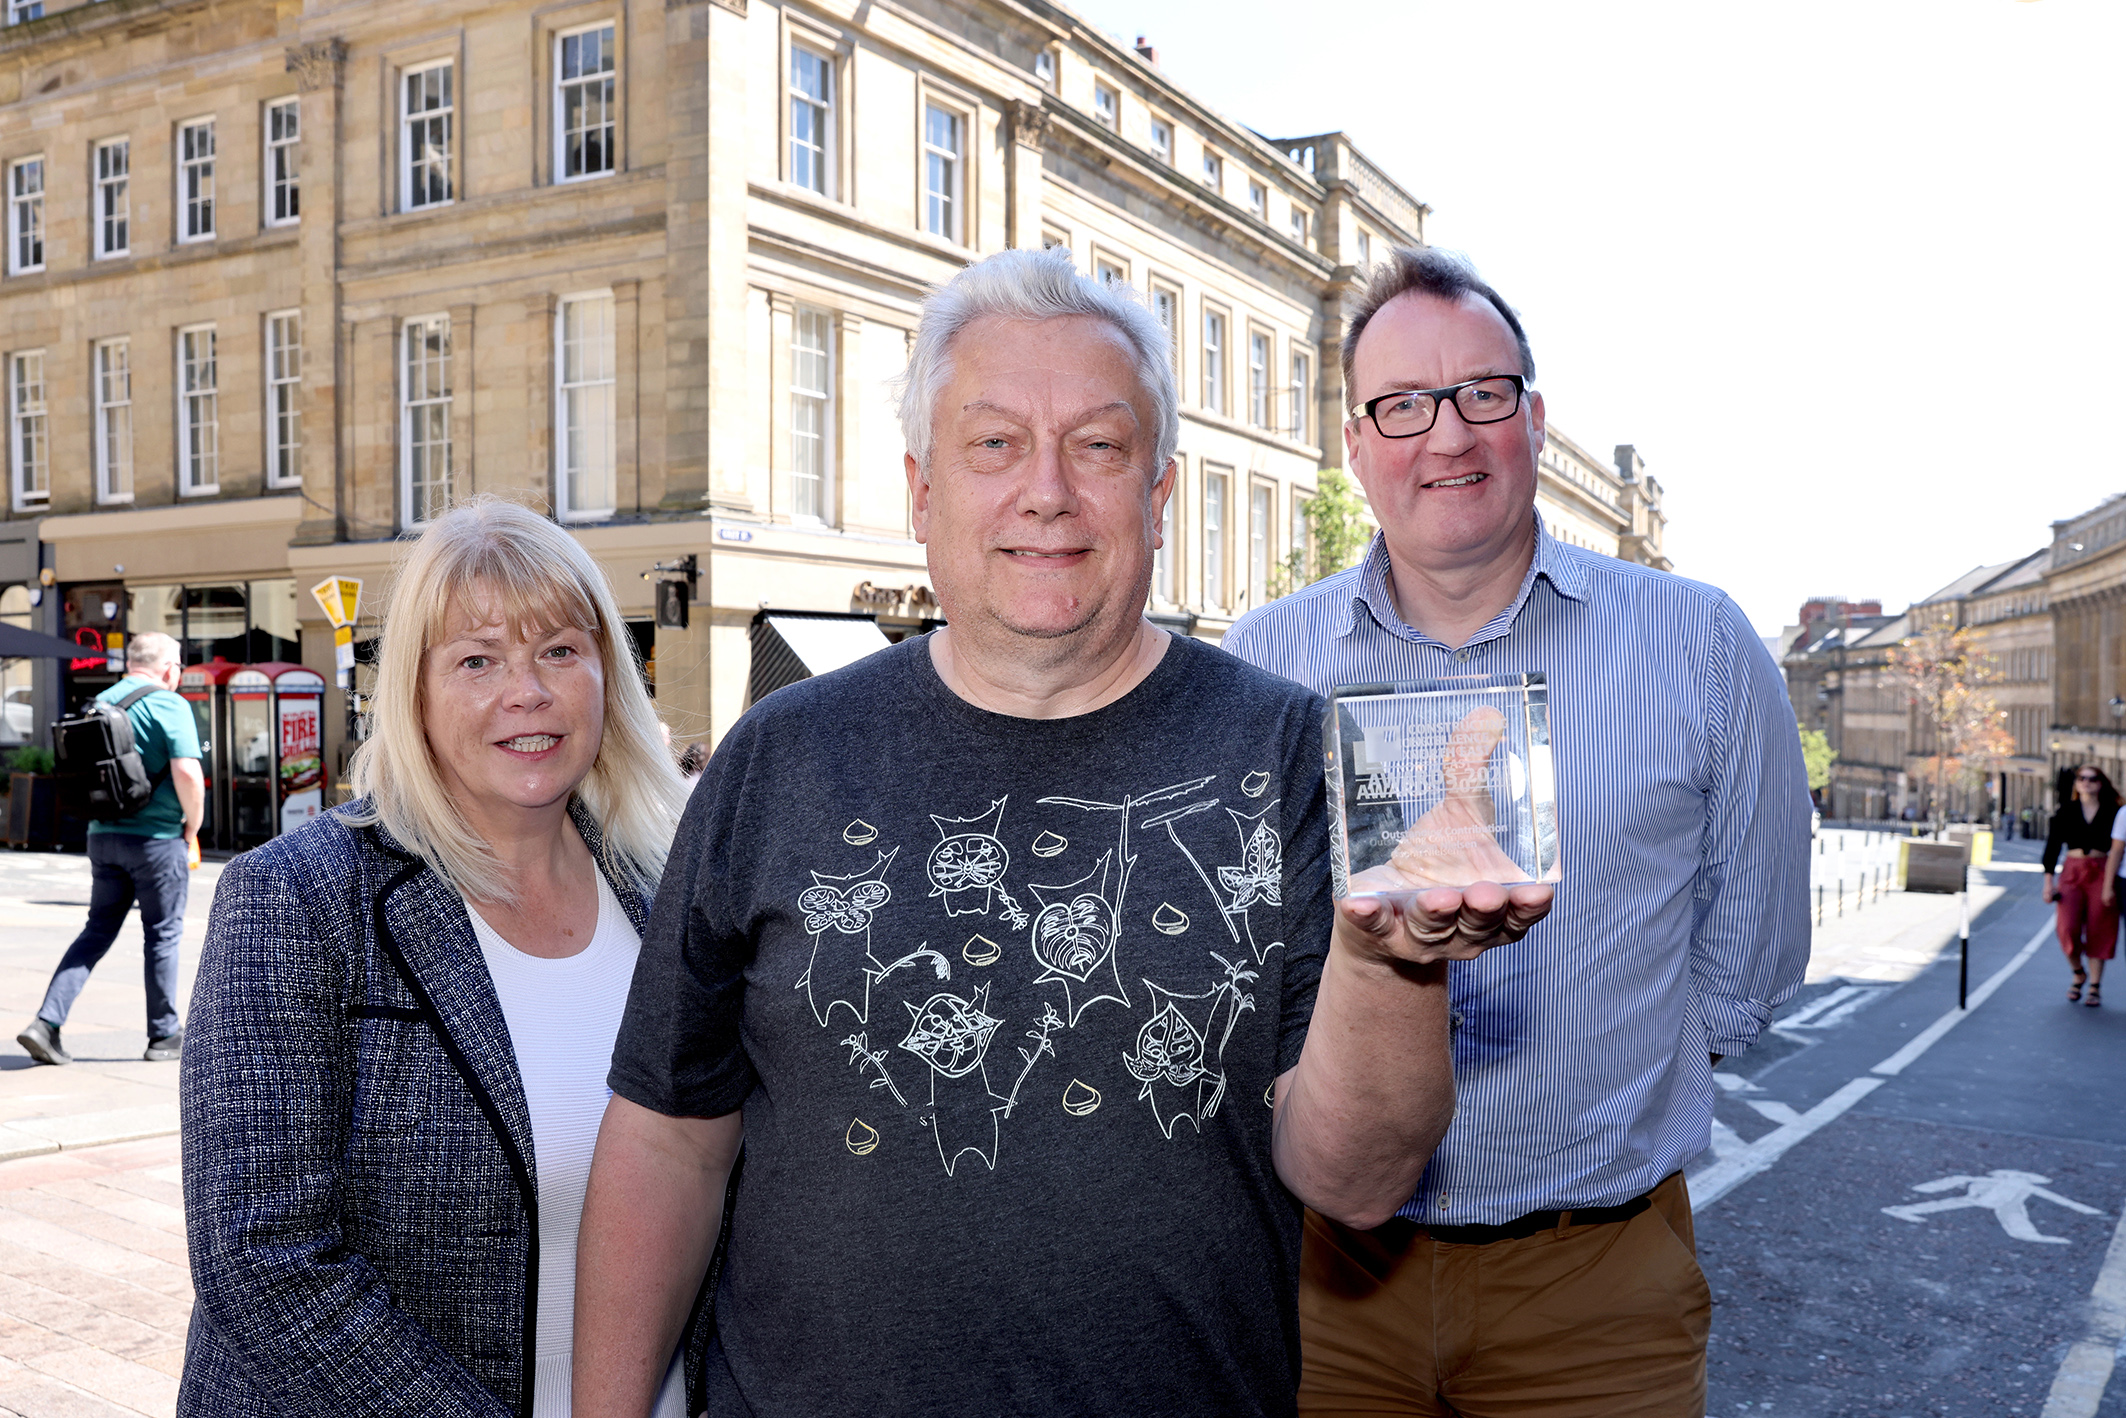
[610,632,1332,1418]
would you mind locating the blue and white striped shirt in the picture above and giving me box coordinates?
[1225,520,1810,1225]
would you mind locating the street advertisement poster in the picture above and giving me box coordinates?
[1325,673,1560,899]
[277,692,323,836]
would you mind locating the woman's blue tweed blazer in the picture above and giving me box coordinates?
[177,800,718,1418]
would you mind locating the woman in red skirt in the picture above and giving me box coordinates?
[2042,764,2119,1006]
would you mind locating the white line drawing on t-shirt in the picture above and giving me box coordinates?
[1062,1079,1103,1115]
[1027,851,1131,1025]
[1036,775,1218,1023]
[900,985,1007,1175]
[795,848,899,1027]
[1151,902,1190,934]
[1216,804,1285,965]
[998,1002,1066,1119]
[1123,952,1259,1139]
[927,798,1030,928]
[840,1030,909,1106]
[1241,770,1271,798]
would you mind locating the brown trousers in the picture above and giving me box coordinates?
[1298,1172,1709,1417]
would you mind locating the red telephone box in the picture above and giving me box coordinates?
[227,663,328,847]
[177,657,242,852]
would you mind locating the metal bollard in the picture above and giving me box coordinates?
[1816,884,1824,926]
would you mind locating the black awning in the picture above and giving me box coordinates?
[0,623,103,658]
[747,613,894,706]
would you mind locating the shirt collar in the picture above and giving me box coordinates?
[1340,510,1591,645]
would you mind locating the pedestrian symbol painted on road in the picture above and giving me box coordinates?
[1882,1169,2106,1245]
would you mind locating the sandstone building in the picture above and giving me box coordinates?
[1,0,1670,795]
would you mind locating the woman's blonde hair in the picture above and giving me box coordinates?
[343,496,687,903]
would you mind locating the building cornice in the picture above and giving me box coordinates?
[0,0,213,56]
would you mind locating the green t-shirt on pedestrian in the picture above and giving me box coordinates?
[86,675,200,840]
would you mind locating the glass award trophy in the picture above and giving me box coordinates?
[1325,673,1560,899]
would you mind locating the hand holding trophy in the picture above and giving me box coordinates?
[1327,675,1559,966]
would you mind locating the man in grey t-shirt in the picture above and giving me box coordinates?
[574,249,1553,1418]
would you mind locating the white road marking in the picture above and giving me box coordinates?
[1692,919,2055,1215]
[2041,1195,2126,1418]
[1798,987,1891,1031]
[1882,1170,2105,1245]
[1779,984,1866,1028]
[1690,1077,1886,1211]
[1873,922,2052,1076]
[1743,1099,1802,1127]
[1706,1118,1748,1159]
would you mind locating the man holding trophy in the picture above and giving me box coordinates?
[1226,247,1810,1416]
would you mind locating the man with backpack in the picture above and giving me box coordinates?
[16,631,202,1065]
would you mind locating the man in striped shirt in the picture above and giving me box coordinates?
[1224,247,1810,1416]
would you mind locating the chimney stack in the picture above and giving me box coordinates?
[1135,35,1159,64]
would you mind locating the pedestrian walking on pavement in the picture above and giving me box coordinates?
[175,498,698,1418]
[15,631,202,1066]
[2043,764,2117,1006]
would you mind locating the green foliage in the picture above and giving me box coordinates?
[1304,468,1372,583]
[1797,724,1836,792]
[5,745,55,776]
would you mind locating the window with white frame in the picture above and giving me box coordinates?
[1290,206,1311,245]
[789,45,834,197]
[177,326,218,494]
[1095,254,1126,287]
[8,352,45,507]
[1201,308,1224,414]
[1201,150,1221,190]
[266,311,301,488]
[402,64,454,211]
[922,103,963,244]
[1291,492,1311,581]
[1248,331,1269,428]
[177,120,215,242]
[1033,49,1054,89]
[557,24,617,182]
[1246,180,1265,218]
[1093,82,1117,130]
[6,2,42,25]
[1151,285,1179,375]
[1355,228,1371,269]
[401,315,452,525]
[264,98,299,226]
[557,293,616,519]
[790,307,833,522]
[7,158,42,274]
[94,339,132,502]
[1149,117,1172,163]
[1154,463,1177,603]
[94,139,129,257]
[1288,349,1310,442]
[1250,482,1271,604]
[1202,468,1227,608]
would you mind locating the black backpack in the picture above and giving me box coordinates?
[55,685,168,821]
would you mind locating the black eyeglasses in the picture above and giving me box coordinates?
[1351,375,1527,440]
[2078,773,2103,782]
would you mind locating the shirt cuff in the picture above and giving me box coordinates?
[1702,992,1777,1056]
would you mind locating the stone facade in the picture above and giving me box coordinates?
[0,0,1672,791]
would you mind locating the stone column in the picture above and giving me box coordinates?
[285,38,346,547]
[765,291,795,521]
[612,278,642,516]
[1006,99,1049,250]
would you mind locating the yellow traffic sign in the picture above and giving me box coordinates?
[310,576,362,629]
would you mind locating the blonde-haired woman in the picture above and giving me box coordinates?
[178,498,705,1418]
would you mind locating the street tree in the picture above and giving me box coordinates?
[1797,723,1836,798]
[1887,626,2015,835]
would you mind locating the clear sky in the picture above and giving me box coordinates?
[1060,0,2125,635]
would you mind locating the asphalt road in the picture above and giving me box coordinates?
[1694,848,2126,1417]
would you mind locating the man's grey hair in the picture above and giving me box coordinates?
[895,247,1179,477]
[1342,247,1536,400]
[126,631,181,672]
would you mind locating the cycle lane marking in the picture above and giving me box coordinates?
[1691,918,2054,1215]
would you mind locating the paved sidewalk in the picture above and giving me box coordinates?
[0,851,223,1163]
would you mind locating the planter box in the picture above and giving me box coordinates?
[1899,839,1968,895]
[3,773,55,849]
